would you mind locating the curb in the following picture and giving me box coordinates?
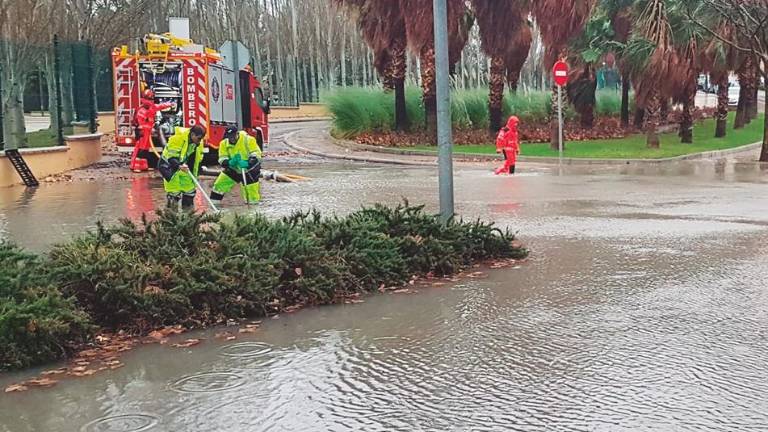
[270,117,332,124]
[280,130,437,166]
[337,139,764,165]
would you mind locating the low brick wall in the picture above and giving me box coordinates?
[0,134,102,188]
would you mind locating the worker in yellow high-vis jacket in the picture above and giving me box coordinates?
[158,125,206,210]
[210,126,262,204]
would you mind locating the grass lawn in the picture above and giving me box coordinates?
[24,127,73,148]
[411,113,765,159]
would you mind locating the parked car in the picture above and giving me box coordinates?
[728,83,740,106]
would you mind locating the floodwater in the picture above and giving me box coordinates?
[2,134,768,430]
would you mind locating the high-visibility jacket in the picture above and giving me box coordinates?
[162,127,203,176]
[217,131,262,164]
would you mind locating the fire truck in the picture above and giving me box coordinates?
[111,31,270,166]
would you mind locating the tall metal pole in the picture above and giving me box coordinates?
[558,84,564,165]
[86,42,97,134]
[0,61,5,151]
[433,0,454,222]
[53,35,64,146]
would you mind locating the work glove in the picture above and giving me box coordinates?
[248,156,261,169]
[237,159,250,169]
[228,154,242,170]
[220,159,230,169]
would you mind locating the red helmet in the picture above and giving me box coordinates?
[142,89,154,99]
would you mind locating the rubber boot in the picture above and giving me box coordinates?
[181,194,195,211]
[166,195,181,211]
[509,164,516,175]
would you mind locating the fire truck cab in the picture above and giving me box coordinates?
[112,32,270,166]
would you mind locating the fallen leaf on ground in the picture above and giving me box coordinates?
[71,366,87,373]
[41,368,67,376]
[226,336,237,341]
[25,378,58,388]
[5,384,28,393]
[109,363,125,370]
[171,339,201,348]
[239,328,257,334]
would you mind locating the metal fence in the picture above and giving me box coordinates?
[1,36,99,151]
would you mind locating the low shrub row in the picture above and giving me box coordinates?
[1,204,527,371]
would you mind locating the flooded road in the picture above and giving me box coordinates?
[2,123,768,430]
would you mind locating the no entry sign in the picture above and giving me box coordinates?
[553,61,569,87]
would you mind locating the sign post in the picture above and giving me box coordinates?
[553,61,569,166]
[220,41,250,129]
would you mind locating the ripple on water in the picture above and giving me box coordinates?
[219,342,273,358]
[168,372,245,394]
[81,414,159,432]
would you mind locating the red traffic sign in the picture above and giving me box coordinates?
[553,61,569,86]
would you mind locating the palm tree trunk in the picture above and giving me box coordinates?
[745,58,758,123]
[680,84,694,143]
[420,45,437,133]
[659,98,669,124]
[645,90,661,149]
[735,57,753,129]
[634,107,644,129]
[620,73,630,127]
[489,56,505,133]
[715,75,728,138]
[506,62,523,92]
[391,37,409,132]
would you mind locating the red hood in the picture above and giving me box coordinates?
[506,116,519,129]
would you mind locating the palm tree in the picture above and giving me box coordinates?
[399,0,472,131]
[471,0,531,133]
[333,0,410,131]
[625,0,677,148]
[701,21,736,138]
[734,54,757,129]
[668,5,704,144]
[531,0,597,149]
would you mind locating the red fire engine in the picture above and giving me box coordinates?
[111,32,270,166]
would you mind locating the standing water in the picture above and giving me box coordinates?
[2,157,768,431]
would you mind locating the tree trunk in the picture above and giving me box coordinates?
[45,51,60,137]
[420,46,437,134]
[5,79,27,149]
[621,73,630,128]
[680,83,695,143]
[634,107,644,128]
[644,91,661,149]
[489,56,505,134]
[340,26,347,87]
[391,37,409,132]
[715,75,728,138]
[506,61,522,92]
[60,49,74,126]
[734,84,747,129]
[659,98,669,124]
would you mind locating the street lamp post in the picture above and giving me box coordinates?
[433,0,454,223]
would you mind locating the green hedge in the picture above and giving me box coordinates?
[1,204,527,371]
[325,86,629,137]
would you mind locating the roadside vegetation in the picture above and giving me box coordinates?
[1,204,527,371]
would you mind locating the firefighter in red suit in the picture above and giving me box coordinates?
[495,115,520,175]
[131,89,173,172]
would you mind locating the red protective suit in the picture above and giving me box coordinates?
[131,97,173,171]
[494,116,520,175]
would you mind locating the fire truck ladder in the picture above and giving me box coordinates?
[116,68,136,137]
[5,149,39,187]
